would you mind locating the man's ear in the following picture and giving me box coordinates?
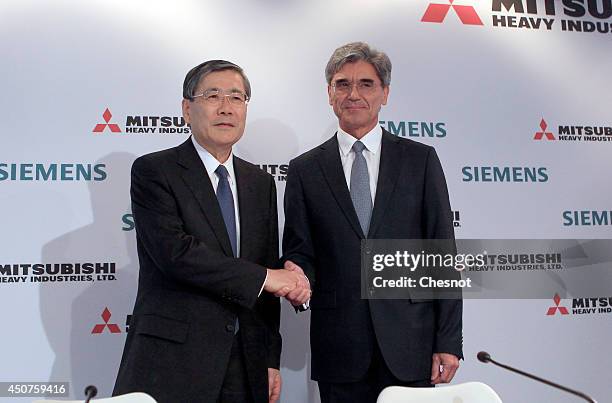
[182,99,191,125]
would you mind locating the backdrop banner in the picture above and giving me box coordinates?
[1,1,611,401]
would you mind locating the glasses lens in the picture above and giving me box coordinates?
[228,92,247,105]
[203,90,221,102]
[358,81,375,93]
[334,81,351,93]
[200,90,247,105]
[334,81,377,95]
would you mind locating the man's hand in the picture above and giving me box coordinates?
[430,352,460,384]
[264,268,303,297]
[268,368,281,403]
[283,260,311,306]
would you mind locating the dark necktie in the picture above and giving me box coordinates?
[350,141,373,236]
[215,165,237,257]
[215,164,239,333]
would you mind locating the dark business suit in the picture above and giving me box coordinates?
[114,138,280,403]
[282,130,462,390]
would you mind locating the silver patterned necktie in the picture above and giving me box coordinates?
[350,141,373,236]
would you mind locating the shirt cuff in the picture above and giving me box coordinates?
[258,269,268,297]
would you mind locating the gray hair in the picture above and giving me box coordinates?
[325,42,392,87]
[183,60,251,101]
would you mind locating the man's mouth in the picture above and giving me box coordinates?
[343,103,367,110]
[214,122,235,128]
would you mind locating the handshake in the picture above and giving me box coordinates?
[264,261,311,306]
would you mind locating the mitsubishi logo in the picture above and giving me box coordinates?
[534,118,555,140]
[93,108,122,133]
[421,0,484,25]
[91,307,122,334]
[546,294,569,316]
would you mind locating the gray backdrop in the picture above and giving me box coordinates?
[1,0,611,401]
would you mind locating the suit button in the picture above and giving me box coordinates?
[226,324,235,333]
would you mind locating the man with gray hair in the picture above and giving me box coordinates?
[282,42,463,402]
[113,59,310,402]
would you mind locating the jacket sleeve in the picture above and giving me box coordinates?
[281,159,317,286]
[259,176,282,368]
[423,148,464,359]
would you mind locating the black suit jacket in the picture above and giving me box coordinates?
[114,138,280,403]
[282,130,462,383]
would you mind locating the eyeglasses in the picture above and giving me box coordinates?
[331,80,379,95]
[192,89,249,106]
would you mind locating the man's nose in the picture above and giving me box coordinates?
[217,95,233,114]
[348,83,361,100]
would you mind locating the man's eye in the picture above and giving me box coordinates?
[337,82,350,88]
[206,94,220,100]
[360,82,374,88]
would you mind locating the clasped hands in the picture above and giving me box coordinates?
[264,260,311,306]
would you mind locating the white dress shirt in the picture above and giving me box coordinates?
[191,136,241,257]
[297,126,384,311]
[191,137,268,296]
[336,125,383,204]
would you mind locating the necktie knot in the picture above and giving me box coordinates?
[215,165,229,179]
[352,140,366,154]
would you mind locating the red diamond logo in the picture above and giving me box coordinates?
[534,118,555,140]
[546,294,569,316]
[101,307,112,323]
[102,109,113,123]
[91,307,122,334]
[422,0,484,25]
[93,108,122,133]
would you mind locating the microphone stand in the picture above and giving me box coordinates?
[477,352,597,403]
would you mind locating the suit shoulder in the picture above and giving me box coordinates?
[290,147,319,167]
[289,136,335,168]
[393,136,436,155]
[234,156,272,182]
[134,144,181,164]
[131,145,180,173]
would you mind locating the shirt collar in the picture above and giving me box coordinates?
[337,124,383,157]
[191,136,235,181]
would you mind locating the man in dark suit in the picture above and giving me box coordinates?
[114,60,309,403]
[282,42,463,403]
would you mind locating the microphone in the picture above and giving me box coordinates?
[84,385,97,403]
[477,351,491,363]
[477,351,597,403]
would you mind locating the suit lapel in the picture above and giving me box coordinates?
[176,139,234,257]
[233,156,256,261]
[318,134,365,238]
[369,130,402,237]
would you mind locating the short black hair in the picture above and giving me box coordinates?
[183,60,251,101]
